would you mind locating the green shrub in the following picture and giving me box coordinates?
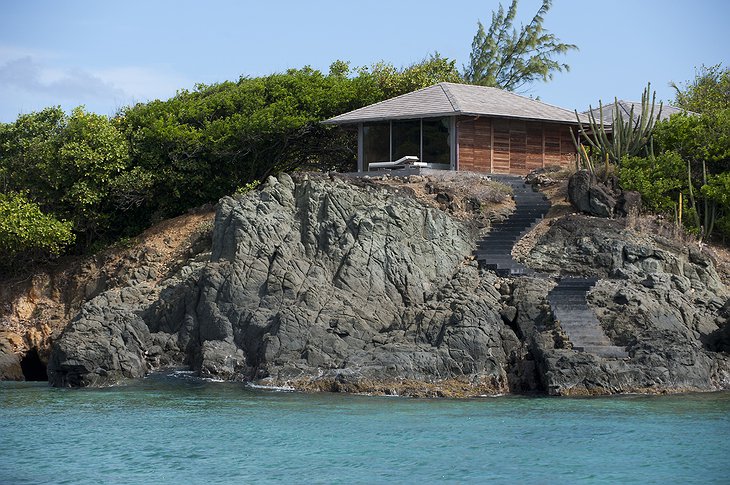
[0,192,75,267]
[620,152,685,213]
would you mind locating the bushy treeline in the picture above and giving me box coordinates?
[0,57,461,269]
[620,65,730,241]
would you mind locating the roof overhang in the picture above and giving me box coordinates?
[324,112,586,126]
[323,82,587,127]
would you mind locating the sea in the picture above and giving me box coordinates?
[1,371,728,484]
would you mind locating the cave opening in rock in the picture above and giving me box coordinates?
[20,348,48,381]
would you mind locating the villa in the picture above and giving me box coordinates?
[324,82,586,175]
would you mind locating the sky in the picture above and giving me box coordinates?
[0,0,728,122]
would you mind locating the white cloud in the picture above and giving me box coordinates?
[0,46,191,121]
[0,56,125,103]
[93,66,190,104]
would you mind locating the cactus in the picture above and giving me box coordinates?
[571,83,662,166]
[686,159,717,241]
[571,141,595,175]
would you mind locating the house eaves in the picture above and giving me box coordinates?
[323,82,586,125]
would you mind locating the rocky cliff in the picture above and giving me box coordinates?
[44,172,730,396]
[0,209,214,382]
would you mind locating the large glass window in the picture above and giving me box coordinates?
[392,120,421,161]
[363,122,390,170]
[361,117,453,169]
[422,118,450,163]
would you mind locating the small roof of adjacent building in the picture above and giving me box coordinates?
[583,100,689,125]
[324,82,586,125]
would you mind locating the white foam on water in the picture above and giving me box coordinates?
[246,382,295,392]
[167,370,196,379]
[202,377,226,383]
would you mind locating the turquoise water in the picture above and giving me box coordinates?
[1,373,728,484]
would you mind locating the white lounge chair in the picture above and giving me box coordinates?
[368,156,425,171]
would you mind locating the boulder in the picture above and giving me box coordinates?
[567,170,593,213]
[588,183,616,218]
[617,190,642,216]
[0,349,23,381]
[567,170,642,219]
[525,166,563,187]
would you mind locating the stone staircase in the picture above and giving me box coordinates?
[474,175,550,276]
[546,277,629,359]
[475,175,628,360]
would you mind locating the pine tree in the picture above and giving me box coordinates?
[463,0,577,91]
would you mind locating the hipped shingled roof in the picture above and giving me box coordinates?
[324,82,586,125]
[583,100,689,124]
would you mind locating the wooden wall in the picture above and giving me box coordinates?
[457,117,576,175]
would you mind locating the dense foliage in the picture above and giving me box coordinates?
[620,152,685,213]
[619,65,730,241]
[0,58,461,269]
[671,64,730,114]
[0,107,130,249]
[463,0,577,90]
[0,191,74,268]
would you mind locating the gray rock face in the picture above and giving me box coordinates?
[50,174,519,394]
[524,215,730,395]
[48,174,730,397]
[48,287,155,387]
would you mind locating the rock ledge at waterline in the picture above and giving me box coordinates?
[47,173,730,396]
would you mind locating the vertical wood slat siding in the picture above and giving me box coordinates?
[526,123,544,171]
[457,119,475,171]
[457,117,576,174]
[560,128,576,165]
[473,118,492,171]
[543,125,563,168]
[492,119,510,174]
[509,120,527,173]
[457,118,492,172]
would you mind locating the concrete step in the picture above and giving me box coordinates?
[479,234,523,240]
[552,278,598,286]
[549,291,595,297]
[549,291,595,298]
[476,247,518,253]
[473,179,549,279]
[557,321,605,329]
[558,329,610,338]
[478,238,518,245]
[552,304,596,311]
[556,320,604,329]
[480,261,520,268]
[507,209,548,215]
[476,253,516,260]
[546,275,629,360]
[551,297,595,302]
[573,345,629,359]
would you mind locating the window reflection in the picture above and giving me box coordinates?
[363,122,389,170]
[422,118,450,163]
[392,120,421,161]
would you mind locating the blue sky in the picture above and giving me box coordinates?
[1,0,728,122]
